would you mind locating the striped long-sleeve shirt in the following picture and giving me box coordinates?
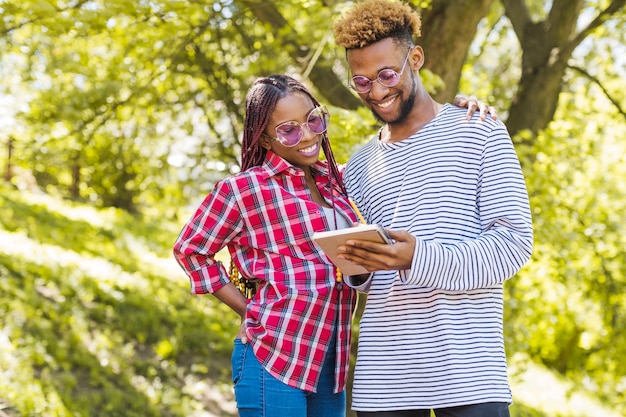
[343,104,533,411]
[173,151,358,393]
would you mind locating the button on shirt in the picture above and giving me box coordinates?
[173,151,358,393]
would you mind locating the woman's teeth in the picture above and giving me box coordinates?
[300,144,317,153]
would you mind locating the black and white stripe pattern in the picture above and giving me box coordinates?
[344,104,533,411]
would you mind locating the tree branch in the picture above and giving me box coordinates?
[1,0,90,35]
[240,0,363,110]
[547,0,584,45]
[500,0,532,44]
[568,65,626,120]
[568,0,626,54]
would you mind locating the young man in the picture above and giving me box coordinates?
[333,1,534,416]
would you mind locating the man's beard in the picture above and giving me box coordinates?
[370,73,417,125]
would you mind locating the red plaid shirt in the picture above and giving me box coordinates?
[173,151,358,393]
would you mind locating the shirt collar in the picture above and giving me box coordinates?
[260,150,329,179]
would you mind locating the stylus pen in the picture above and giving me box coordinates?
[349,200,367,224]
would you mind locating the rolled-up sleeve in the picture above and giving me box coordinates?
[173,181,243,294]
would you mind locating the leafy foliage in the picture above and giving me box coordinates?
[1,184,623,417]
[0,185,239,416]
[1,1,625,416]
[1,0,375,214]
[504,83,626,410]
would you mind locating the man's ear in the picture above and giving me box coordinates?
[411,46,425,70]
[259,134,272,150]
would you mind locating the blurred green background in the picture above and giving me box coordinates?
[1,1,625,416]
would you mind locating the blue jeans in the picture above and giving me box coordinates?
[356,402,510,417]
[231,333,346,417]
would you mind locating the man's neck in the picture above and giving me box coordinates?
[382,97,443,143]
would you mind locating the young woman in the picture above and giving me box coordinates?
[173,75,359,417]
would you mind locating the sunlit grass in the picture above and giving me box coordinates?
[0,185,238,417]
[0,184,622,417]
[510,353,623,417]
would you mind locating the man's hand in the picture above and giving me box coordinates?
[337,229,416,272]
[454,94,498,121]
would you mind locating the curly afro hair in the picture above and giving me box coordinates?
[333,0,421,49]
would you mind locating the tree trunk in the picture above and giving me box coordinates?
[502,0,583,141]
[420,0,497,103]
[501,0,625,140]
[507,54,568,143]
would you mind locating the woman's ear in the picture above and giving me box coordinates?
[259,134,272,150]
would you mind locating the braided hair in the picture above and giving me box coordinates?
[241,74,347,196]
